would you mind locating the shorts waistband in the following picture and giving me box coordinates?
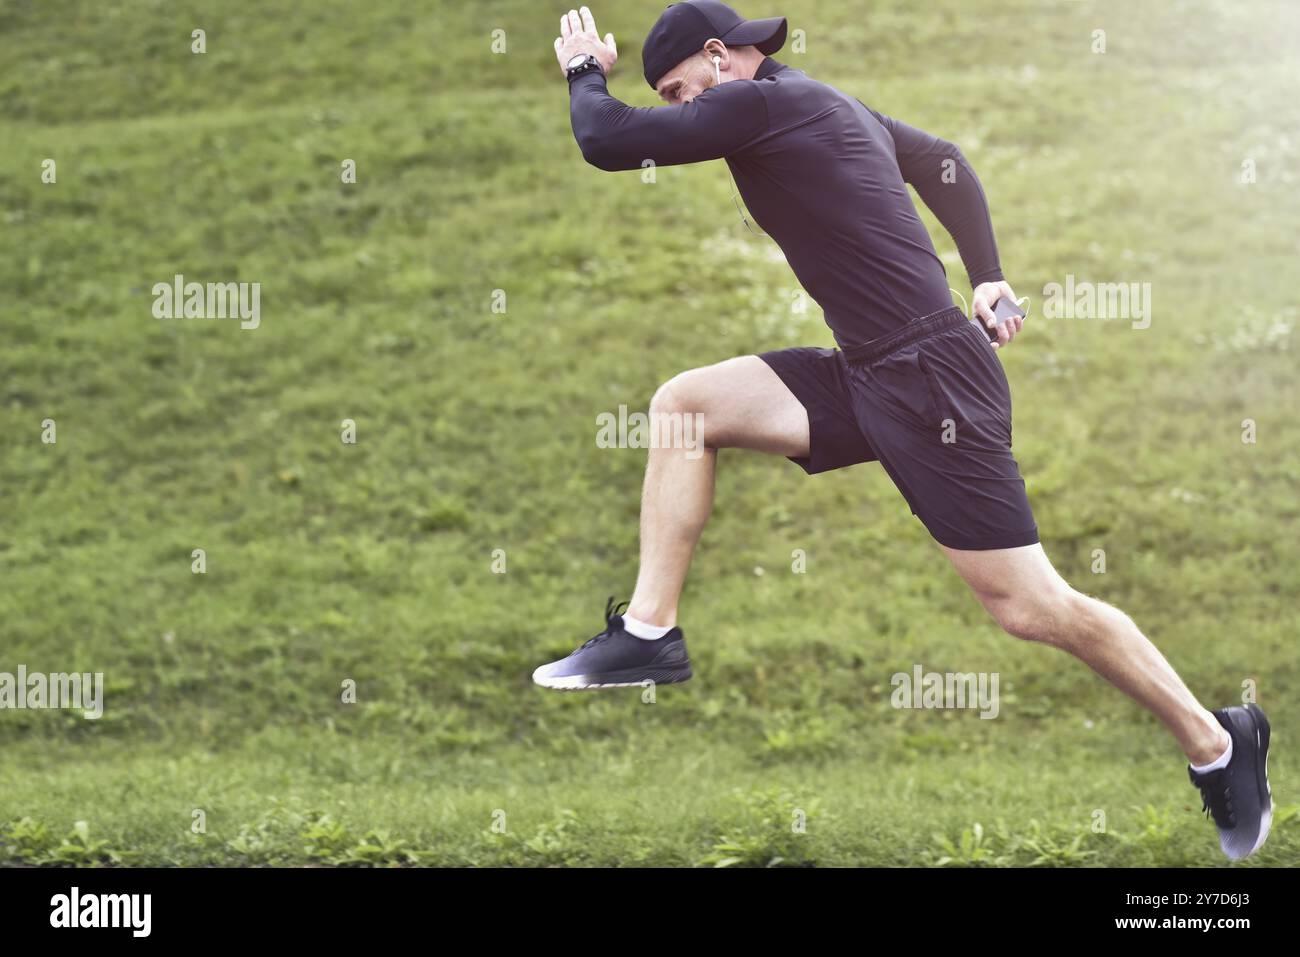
[841,306,969,365]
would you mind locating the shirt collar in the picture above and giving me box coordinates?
[754,57,787,81]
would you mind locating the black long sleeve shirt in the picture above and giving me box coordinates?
[569,57,1004,348]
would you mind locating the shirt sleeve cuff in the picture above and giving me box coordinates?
[568,69,608,92]
[970,269,1004,287]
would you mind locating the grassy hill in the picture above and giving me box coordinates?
[1,0,1297,865]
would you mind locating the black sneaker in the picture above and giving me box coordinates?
[1187,703,1273,860]
[532,598,692,691]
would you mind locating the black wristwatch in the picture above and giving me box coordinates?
[565,53,604,83]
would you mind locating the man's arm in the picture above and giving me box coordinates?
[554,6,767,172]
[568,72,768,172]
[866,106,1003,288]
[867,105,1023,347]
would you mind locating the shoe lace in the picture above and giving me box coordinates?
[1188,766,1236,829]
[580,596,628,649]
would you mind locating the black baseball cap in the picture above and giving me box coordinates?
[642,1,788,89]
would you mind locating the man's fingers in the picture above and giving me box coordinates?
[580,5,597,34]
[560,13,571,38]
[567,9,583,36]
[605,32,616,56]
[974,299,997,329]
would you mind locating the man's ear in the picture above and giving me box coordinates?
[703,38,729,69]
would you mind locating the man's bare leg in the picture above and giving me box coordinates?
[624,355,811,627]
[941,542,1231,764]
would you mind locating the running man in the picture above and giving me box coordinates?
[534,2,1273,860]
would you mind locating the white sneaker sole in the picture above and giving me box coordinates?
[532,672,650,691]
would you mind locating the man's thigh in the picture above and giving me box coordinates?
[660,354,811,457]
[940,542,1069,610]
[939,542,1095,648]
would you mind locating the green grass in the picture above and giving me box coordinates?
[1,0,1298,866]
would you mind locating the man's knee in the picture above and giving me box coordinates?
[649,370,704,418]
[646,369,717,455]
[987,586,1087,645]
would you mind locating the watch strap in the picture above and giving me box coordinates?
[566,55,604,83]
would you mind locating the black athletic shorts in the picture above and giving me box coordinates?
[758,306,1039,551]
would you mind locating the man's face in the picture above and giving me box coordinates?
[654,50,717,105]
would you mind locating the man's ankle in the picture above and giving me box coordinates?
[1187,722,1231,767]
[624,603,675,628]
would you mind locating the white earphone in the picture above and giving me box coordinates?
[713,55,721,85]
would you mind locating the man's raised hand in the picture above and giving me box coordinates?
[555,6,618,76]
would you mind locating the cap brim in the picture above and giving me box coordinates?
[720,15,787,55]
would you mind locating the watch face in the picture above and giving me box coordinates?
[567,54,589,70]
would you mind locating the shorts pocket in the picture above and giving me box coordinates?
[915,352,954,426]
[856,349,944,433]
[919,330,1014,448]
